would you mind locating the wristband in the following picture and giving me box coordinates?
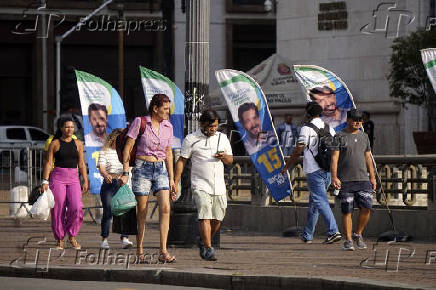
[41,179,49,185]
[122,171,129,176]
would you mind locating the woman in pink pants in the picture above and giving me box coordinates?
[40,117,88,250]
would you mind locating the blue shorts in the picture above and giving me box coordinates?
[131,160,169,196]
[339,181,374,214]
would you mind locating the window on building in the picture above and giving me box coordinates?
[226,0,273,13]
[318,1,348,31]
[227,20,276,71]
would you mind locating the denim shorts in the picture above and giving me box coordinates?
[131,160,169,196]
[339,181,374,214]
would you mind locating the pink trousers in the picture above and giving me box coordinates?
[49,167,83,240]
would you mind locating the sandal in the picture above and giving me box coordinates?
[137,253,147,264]
[158,251,176,263]
[68,236,81,250]
[136,248,147,264]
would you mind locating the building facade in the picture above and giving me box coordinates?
[0,0,168,132]
[277,0,434,154]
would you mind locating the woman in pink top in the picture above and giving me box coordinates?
[121,94,177,263]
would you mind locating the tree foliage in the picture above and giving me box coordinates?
[388,29,436,131]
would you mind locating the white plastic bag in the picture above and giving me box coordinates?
[30,192,50,220]
[9,186,31,218]
[46,188,55,209]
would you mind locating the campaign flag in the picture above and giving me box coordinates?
[294,65,355,131]
[76,70,127,194]
[139,66,184,148]
[421,48,436,93]
[215,69,292,202]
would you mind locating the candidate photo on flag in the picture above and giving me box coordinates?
[76,70,126,194]
[294,65,355,131]
[215,69,292,202]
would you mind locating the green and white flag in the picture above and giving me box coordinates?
[421,48,436,93]
[139,66,184,148]
[76,70,126,194]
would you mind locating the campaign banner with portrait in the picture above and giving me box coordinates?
[294,65,355,131]
[421,48,436,93]
[139,66,184,148]
[215,69,292,202]
[76,70,127,194]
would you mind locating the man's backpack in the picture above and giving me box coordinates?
[116,116,146,167]
[306,123,334,172]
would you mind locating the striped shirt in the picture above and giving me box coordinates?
[98,148,123,174]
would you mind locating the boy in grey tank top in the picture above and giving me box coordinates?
[331,109,376,251]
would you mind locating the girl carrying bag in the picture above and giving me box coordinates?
[110,184,137,216]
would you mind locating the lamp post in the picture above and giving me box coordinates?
[168,0,212,247]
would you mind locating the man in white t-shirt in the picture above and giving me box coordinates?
[281,102,341,244]
[174,109,233,261]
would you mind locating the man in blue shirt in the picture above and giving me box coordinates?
[276,114,299,156]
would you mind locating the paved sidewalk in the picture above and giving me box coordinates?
[0,217,435,289]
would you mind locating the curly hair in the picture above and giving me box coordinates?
[101,128,123,151]
[148,94,171,116]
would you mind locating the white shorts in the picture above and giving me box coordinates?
[192,189,227,221]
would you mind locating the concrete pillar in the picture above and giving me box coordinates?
[169,0,211,247]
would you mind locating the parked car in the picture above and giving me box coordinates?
[0,126,49,148]
[0,126,49,168]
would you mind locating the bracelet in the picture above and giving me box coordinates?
[122,171,129,176]
[41,180,49,185]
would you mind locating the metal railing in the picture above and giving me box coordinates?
[227,155,436,207]
[1,145,435,210]
[0,146,98,218]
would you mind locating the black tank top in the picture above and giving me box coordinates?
[54,139,79,168]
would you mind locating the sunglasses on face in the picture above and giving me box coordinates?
[352,118,363,122]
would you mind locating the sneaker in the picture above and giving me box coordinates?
[68,236,81,250]
[352,233,367,249]
[343,240,355,251]
[55,240,64,250]
[202,247,217,261]
[121,238,133,249]
[196,236,207,258]
[323,232,342,244]
[300,236,313,244]
[100,239,110,249]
